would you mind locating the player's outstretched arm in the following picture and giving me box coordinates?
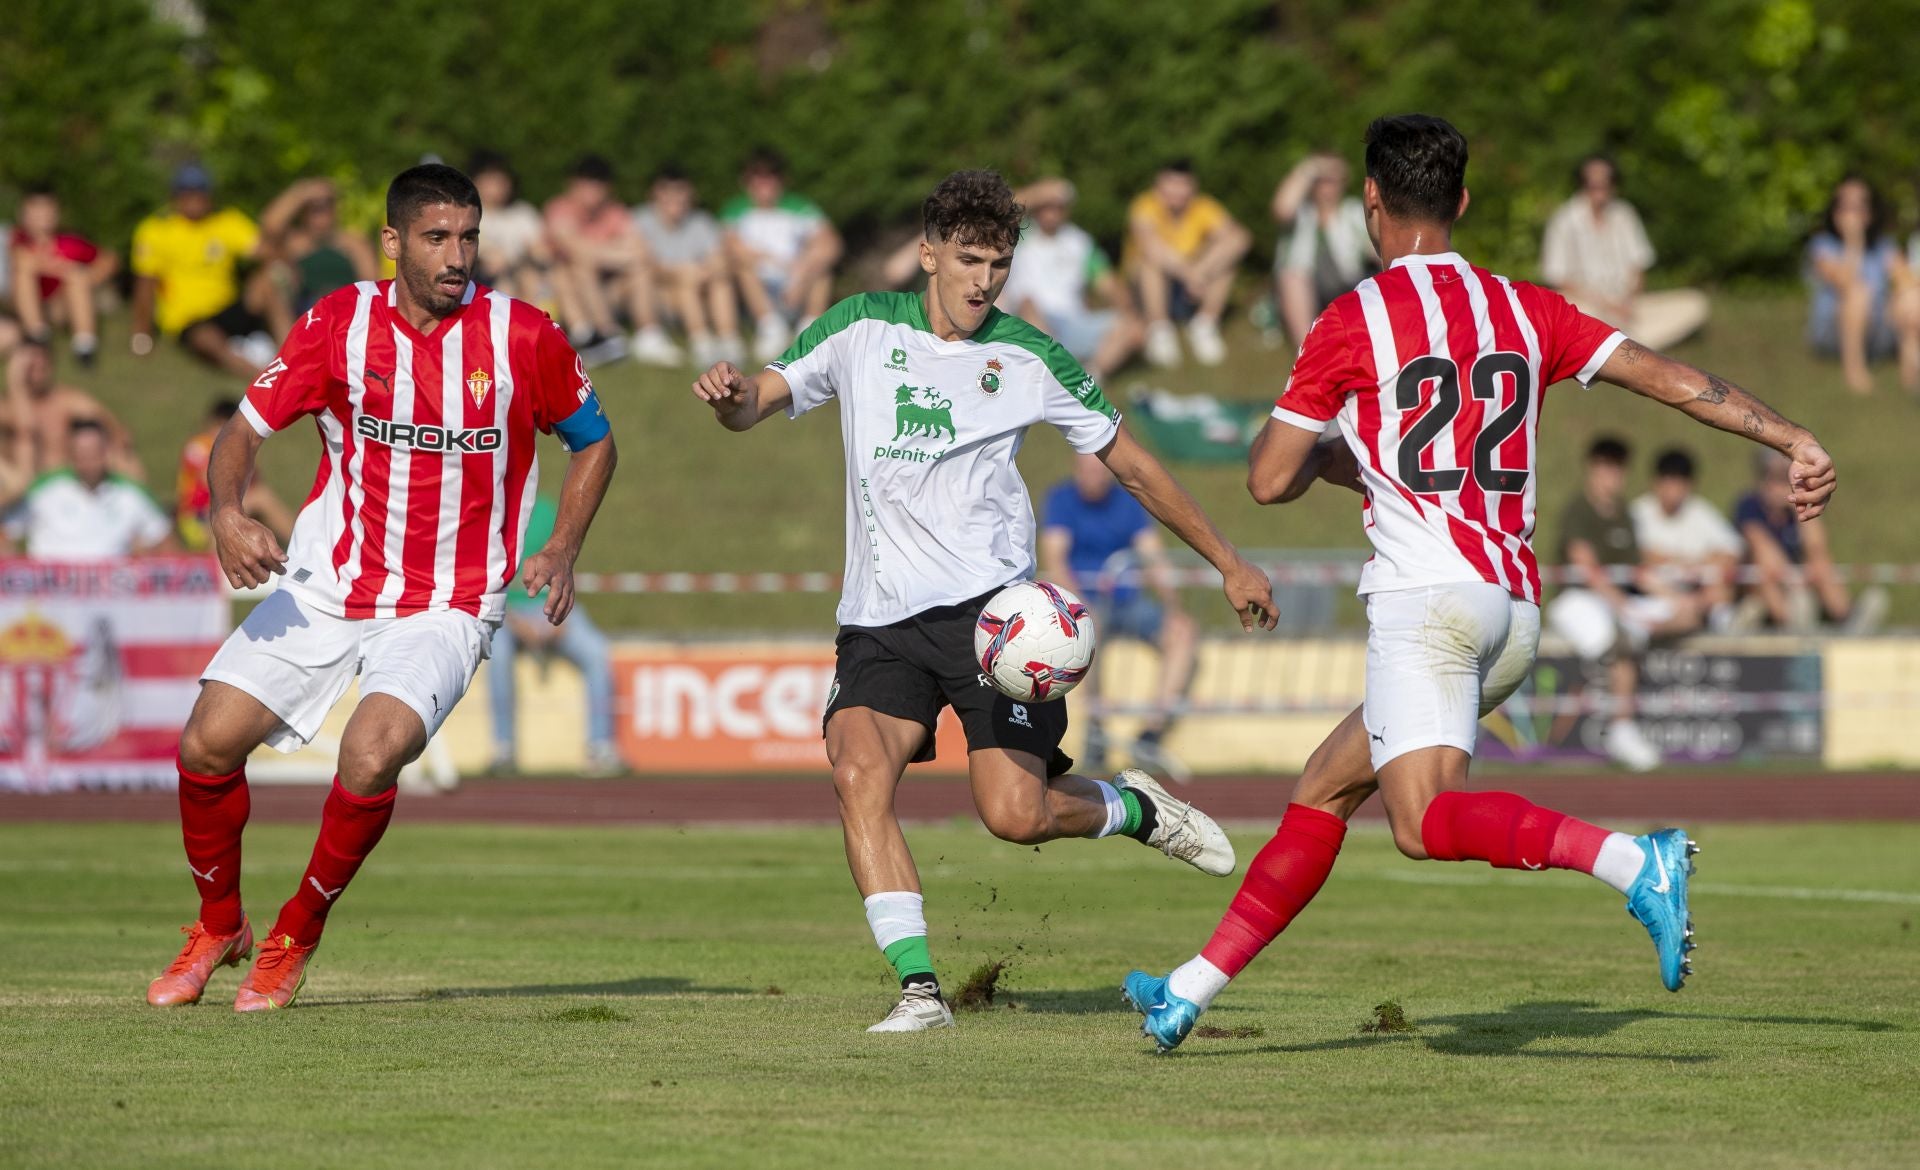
[206,414,287,589]
[692,362,794,432]
[1098,425,1277,632]
[1596,340,1837,520]
[519,433,617,627]
[1248,417,1363,505]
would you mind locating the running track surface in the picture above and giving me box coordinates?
[5,773,1918,825]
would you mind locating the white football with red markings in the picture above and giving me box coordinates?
[973,581,1097,702]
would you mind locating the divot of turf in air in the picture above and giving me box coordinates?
[550,1004,630,1023]
[950,958,1012,1012]
[1359,1001,1416,1034]
[1192,1024,1266,1040]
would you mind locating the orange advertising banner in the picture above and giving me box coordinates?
[612,643,969,773]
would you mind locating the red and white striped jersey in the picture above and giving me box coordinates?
[1273,251,1623,604]
[240,280,595,621]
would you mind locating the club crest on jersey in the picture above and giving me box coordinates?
[466,368,492,407]
[977,357,1003,396]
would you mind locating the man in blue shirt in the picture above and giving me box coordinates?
[1041,453,1199,779]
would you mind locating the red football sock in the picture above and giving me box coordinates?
[270,778,396,946]
[1420,790,1611,873]
[1200,803,1347,977]
[178,757,249,934]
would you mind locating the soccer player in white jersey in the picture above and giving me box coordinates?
[1123,115,1839,1051]
[146,165,617,1011]
[693,171,1277,1033]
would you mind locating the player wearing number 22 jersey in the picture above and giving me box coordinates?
[1123,116,1838,1052]
[148,165,617,1012]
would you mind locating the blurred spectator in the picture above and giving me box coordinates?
[175,398,292,551]
[130,164,279,377]
[1541,155,1709,350]
[8,184,118,367]
[1125,159,1251,368]
[1270,154,1376,347]
[259,178,378,314]
[488,495,618,776]
[0,368,26,510]
[1000,178,1143,382]
[1734,449,1886,634]
[1,419,172,559]
[722,149,842,363]
[2,337,142,479]
[635,164,744,367]
[1041,453,1199,780]
[1629,447,1740,629]
[1547,436,1704,772]
[1805,175,1920,394]
[469,153,603,360]
[545,154,680,367]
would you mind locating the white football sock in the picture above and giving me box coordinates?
[1592,832,1646,895]
[863,891,926,950]
[1166,955,1231,1011]
[1090,779,1126,838]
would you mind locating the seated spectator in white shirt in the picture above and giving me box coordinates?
[2,419,174,559]
[1628,447,1741,628]
[635,164,743,368]
[999,179,1143,382]
[1270,154,1376,347]
[721,148,842,363]
[1541,155,1708,350]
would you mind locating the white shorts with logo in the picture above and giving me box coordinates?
[1362,581,1540,771]
[201,588,495,753]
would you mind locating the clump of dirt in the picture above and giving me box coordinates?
[950,958,1012,1012]
[1359,1000,1416,1034]
[550,1004,630,1023]
[763,985,785,996]
[1192,1024,1266,1040]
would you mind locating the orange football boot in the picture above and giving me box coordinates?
[233,932,318,1012]
[147,917,254,1006]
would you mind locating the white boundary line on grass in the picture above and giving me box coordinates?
[1372,867,1920,905]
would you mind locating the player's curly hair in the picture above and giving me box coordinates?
[922,170,1024,250]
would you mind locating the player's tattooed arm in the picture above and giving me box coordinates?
[1596,340,1837,519]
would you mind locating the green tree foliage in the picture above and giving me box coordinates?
[5,0,1918,281]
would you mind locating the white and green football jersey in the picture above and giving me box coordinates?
[772,292,1122,628]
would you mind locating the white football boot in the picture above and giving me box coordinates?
[867,984,954,1033]
[1116,768,1236,876]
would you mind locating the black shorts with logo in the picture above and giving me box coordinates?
[824,590,1074,777]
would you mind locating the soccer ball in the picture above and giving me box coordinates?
[974,581,1097,702]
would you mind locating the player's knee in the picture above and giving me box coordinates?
[979,801,1051,845]
[830,759,892,816]
[177,720,246,776]
[1390,820,1431,861]
[337,726,418,794]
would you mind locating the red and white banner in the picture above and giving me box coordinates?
[0,558,227,791]
[614,643,967,773]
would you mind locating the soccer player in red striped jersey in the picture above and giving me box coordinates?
[147,165,617,1011]
[1124,115,1838,1050]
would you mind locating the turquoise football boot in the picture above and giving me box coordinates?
[1122,969,1200,1053]
[1624,828,1699,991]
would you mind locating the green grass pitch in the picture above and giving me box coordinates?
[2,818,1916,1168]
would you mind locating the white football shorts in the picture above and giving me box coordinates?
[1362,581,1540,770]
[201,587,494,752]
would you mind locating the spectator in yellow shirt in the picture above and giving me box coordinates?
[129,164,284,377]
[1125,159,1251,368]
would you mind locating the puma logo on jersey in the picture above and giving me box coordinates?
[308,877,344,902]
[356,415,503,453]
[365,369,393,396]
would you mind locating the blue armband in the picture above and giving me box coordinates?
[553,391,610,452]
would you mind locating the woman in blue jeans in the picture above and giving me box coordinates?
[488,495,620,773]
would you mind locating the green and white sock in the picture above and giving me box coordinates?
[864,891,937,988]
[1091,780,1154,841]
